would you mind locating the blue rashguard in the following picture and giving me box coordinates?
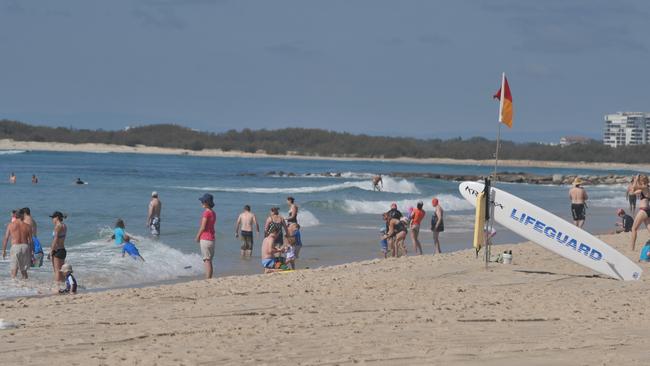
[640,244,650,262]
[114,227,125,245]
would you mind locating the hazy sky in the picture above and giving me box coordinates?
[1,0,648,142]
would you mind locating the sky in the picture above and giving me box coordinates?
[1,0,648,142]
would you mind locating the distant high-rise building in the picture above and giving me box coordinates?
[603,112,650,147]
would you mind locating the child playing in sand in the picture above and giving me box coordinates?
[283,235,297,270]
[58,263,77,294]
[379,228,388,258]
[640,240,650,262]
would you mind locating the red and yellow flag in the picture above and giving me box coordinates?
[493,74,513,128]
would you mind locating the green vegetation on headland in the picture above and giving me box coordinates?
[0,119,646,163]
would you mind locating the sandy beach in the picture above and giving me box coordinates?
[2,138,649,172]
[1,232,648,365]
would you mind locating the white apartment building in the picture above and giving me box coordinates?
[603,112,650,147]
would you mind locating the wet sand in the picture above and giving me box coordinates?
[0,232,648,365]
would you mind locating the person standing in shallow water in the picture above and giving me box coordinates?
[235,205,259,257]
[195,193,216,279]
[410,201,425,255]
[569,178,588,228]
[430,198,444,254]
[49,211,67,283]
[147,191,162,236]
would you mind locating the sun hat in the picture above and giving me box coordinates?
[431,198,439,206]
[573,177,583,186]
[60,263,73,273]
[199,193,214,207]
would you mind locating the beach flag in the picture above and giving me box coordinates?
[493,73,513,128]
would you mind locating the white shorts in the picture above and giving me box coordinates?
[200,240,215,261]
[10,244,31,272]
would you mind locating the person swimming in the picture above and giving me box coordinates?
[75,178,85,185]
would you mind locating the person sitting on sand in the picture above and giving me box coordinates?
[58,263,77,294]
[261,225,284,273]
[630,174,650,251]
[614,209,633,234]
[372,175,383,191]
[569,178,588,228]
[383,212,407,257]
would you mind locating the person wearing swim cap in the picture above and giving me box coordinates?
[430,198,444,254]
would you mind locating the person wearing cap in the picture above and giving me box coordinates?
[147,191,162,236]
[49,211,68,282]
[615,209,634,234]
[195,193,216,279]
[58,263,77,294]
[2,209,33,279]
[430,198,444,254]
[569,178,588,228]
[410,201,426,255]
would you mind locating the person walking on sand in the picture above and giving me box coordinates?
[372,175,383,192]
[569,178,588,228]
[49,211,68,283]
[234,205,259,257]
[627,178,637,213]
[630,174,650,251]
[2,210,33,279]
[195,193,216,279]
[410,201,426,255]
[147,191,162,236]
[286,196,299,225]
[430,198,444,254]
[9,172,16,184]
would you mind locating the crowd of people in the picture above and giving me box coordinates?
[379,199,445,258]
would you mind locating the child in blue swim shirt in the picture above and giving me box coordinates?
[112,219,145,261]
[640,240,650,262]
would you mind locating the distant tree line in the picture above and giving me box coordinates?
[0,119,646,163]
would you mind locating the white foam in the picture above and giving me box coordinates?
[172,176,419,194]
[299,210,320,227]
[66,233,204,289]
[341,194,472,214]
[0,150,26,155]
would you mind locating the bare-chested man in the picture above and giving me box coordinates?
[261,226,283,273]
[569,178,588,228]
[2,210,33,279]
[372,175,383,192]
[147,191,162,236]
[235,205,259,257]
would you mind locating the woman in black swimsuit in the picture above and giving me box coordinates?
[630,175,650,251]
[49,211,67,283]
[383,213,407,257]
[265,207,288,246]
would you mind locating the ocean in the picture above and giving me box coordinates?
[0,150,637,298]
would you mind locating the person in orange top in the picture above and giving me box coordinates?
[409,201,426,255]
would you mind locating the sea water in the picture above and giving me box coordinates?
[0,150,637,298]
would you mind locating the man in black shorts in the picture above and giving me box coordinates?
[569,178,588,228]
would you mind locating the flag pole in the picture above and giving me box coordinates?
[486,72,506,268]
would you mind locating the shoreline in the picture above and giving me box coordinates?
[1,234,648,365]
[2,138,649,172]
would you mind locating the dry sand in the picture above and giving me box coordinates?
[1,232,649,365]
[2,138,649,172]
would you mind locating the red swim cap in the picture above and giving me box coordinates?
[431,198,439,206]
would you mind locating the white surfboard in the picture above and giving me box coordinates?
[459,181,642,281]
